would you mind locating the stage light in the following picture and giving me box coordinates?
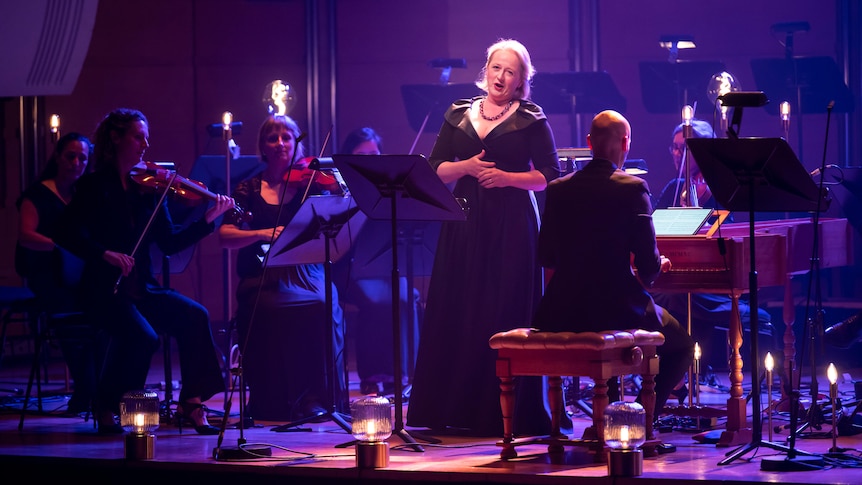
[120,390,160,460]
[263,79,296,116]
[660,35,695,63]
[707,72,741,136]
[351,395,392,468]
[604,401,645,477]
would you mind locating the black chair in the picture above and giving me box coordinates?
[0,286,38,395]
[16,249,103,430]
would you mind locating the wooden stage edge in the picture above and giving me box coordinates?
[2,401,862,485]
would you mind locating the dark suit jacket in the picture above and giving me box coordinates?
[532,158,665,332]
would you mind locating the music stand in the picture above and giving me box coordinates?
[401,83,482,134]
[267,194,367,434]
[530,71,627,114]
[639,60,726,114]
[750,57,853,116]
[332,154,467,452]
[349,219,441,378]
[188,155,265,199]
[687,137,828,468]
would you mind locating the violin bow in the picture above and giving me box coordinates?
[113,170,178,295]
[299,125,333,204]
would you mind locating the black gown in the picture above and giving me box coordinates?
[407,98,560,437]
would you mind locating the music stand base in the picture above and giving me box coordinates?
[212,444,273,461]
[271,410,352,433]
[760,455,825,471]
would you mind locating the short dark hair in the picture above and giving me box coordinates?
[339,127,382,154]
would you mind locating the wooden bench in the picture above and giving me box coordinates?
[489,327,663,461]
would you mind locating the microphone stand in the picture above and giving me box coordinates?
[786,102,836,446]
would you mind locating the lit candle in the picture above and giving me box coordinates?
[765,352,774,441]
[693,342,701,405]
[620,425,630,449]
[682,105,694,125]
[828,363,839,452]
[780,101,791,139]
[133,413,146,434]
[366,419,376,438]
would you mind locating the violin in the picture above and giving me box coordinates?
[284,157,342,194]
[129,161,248,222]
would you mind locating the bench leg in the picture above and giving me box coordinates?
[547,376,565,454]
[591,377,609,463]
[498,374,517,460]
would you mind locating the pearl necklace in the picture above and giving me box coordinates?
[479,98,514,121]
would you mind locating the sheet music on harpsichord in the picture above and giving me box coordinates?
[651,207,713,236]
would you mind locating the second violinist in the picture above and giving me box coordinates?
[55,108,234,434]
[218,114,347,422]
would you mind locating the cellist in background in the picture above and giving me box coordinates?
[55,108,233,434]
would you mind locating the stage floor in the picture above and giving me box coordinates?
[2,345,862,484]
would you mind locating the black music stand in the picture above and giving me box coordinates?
[687,137,829,468]
[639,60,726,114]
[332,154,467,452]
[267,194,367,434]
[750,57,853,116]
[188,155,265,200]
[531,71,627,114]
[349,220,441,378]
[401,83,482,134]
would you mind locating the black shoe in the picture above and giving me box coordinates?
[824,310,862,349]
[175,402,220,435]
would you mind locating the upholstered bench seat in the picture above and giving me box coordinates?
[490,327,664,461]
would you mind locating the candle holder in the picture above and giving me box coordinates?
[604,401,645,477]
[120,390,160,460]
[351,395,392,468]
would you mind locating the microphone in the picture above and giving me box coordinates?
[296,132,307,143]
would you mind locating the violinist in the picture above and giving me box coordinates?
[55,108,233,434]
[217,114,347,422]
[651,118,772,386]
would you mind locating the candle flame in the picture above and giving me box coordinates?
[682,105,693,125]
[828,363,838,385]
[764,352,774,372]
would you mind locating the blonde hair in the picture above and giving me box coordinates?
[475,38,536,100]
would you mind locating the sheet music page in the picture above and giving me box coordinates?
[652,208,714,236]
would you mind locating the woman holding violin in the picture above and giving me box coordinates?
[218,114,347,422]
[55,108,233,434]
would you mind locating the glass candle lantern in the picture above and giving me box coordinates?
[119,390,160,460]
[351,395,392,468]
[604,401,646,476]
